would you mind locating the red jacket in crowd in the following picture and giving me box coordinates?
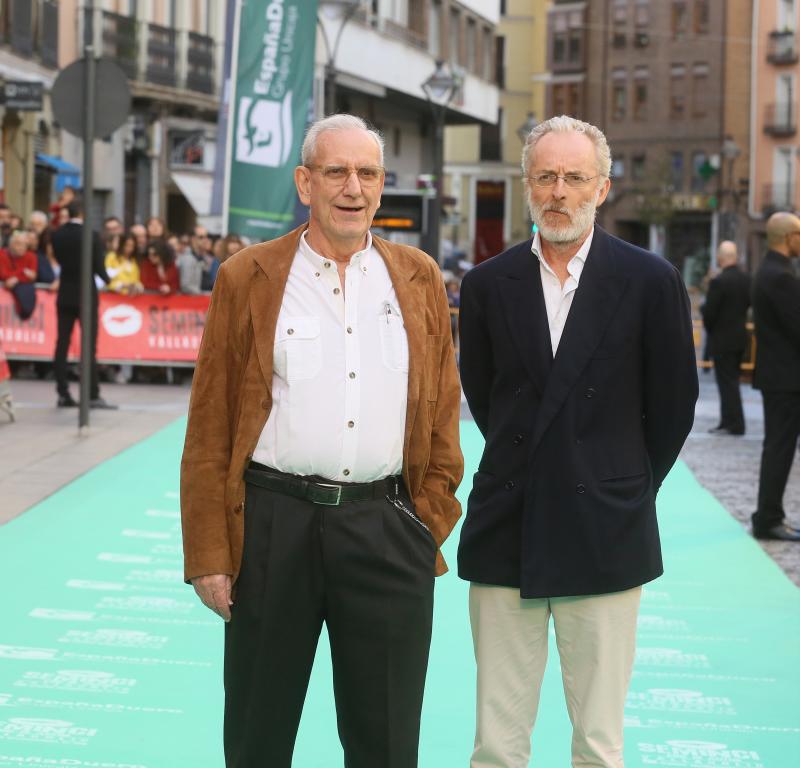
[140,259,180,294]
[0,249,38,284]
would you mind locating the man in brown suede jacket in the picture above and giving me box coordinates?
[180,114,463,768]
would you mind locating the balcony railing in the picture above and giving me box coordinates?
[767,30,798,65]
[763,102,797,136]
[186,32,214,95]
[146,23,177,87]
[98,12,216,96]
[762,182,796,213]
[102,11,138,79]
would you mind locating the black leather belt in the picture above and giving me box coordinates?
[245,461,402,506]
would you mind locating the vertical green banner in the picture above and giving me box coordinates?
[224,0,318,243]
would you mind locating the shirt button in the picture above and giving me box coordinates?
[346,326,353,334]
[315,272,320,278]
[505,480,515,490]
[513,434,523,445]
[576,483,586,494]
[343,469,351,476]
[585,388,595,399]
[287,328,294,335]
[347,420,355,428]
[324,261,331,268]
[333,287,340,295]
[349,371,356,379]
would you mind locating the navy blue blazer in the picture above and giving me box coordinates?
[457,227,698,598]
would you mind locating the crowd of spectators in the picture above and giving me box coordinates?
[0,187,247,308]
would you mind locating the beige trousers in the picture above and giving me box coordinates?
[469,583,642,768]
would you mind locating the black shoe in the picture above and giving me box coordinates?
[708,425,727,434]
[752,524,800,541]
[89,397,118,410]
[57,394,78,408]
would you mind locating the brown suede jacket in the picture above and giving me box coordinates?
[181,224,463,585]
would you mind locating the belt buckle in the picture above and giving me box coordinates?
[315,482,343,505]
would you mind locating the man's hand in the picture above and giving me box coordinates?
[191,574,233,621]
[5,277,18,289]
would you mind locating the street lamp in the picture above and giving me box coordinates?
[516,111,538,145]
[422,60,459,265]
[720,135,741,243]
[317,0,361,115]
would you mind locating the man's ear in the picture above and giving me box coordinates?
[294,166,311,206]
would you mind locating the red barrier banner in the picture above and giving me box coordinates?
[0,288,210,365]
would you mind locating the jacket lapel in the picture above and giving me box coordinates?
[248,225,306,393]
[530,228,628,452]
[373,235,426,464]
[497,240,552,397]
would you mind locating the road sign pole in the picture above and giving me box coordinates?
[79,6,96,430]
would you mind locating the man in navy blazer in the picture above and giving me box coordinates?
[458,116,698,767]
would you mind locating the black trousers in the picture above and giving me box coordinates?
[753,390,800,530]
[224,478,436,768]
[713,348,745,433]
[54,303,99,400]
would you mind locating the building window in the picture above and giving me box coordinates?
[480,108,503,162]
[568,27,582,62]
[672,1,688,39]
[670,151,684,191]
[634,66,649,119]
[495,35,505,88]
[428,0,442,58]
[691,151,708,192]
[612,157,625,180]
[449,8,461,67]
[692,63,709,117]
[553,13,567,63]
[772,146,795,208]
[612,0,627,47]
[612,68,627,121]
[693,0,710,34]
[670,64,686,118]
[552,82,581,118]
[465,18,478,72]
[482,27,493,81]
[635,0,650,27]
[778,0,796,30]
[632,154,646,182]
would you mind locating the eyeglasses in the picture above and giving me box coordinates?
[527,172,601,188]
[305,165,385,187]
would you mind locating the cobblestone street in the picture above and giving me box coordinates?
[682,374,800,586]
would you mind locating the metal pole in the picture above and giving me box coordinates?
[79,2,96,430]
[429,105,444,266]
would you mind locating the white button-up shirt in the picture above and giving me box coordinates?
[532,227,594,355]
[252,232,409,482]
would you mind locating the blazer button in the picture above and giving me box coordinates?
[505,480,515,490]
[513,434,524,445]
[261,398,270,409]
[576,483,586,494]
[514,387,522,396]
[585,388,595,399]
[234,502,244,514]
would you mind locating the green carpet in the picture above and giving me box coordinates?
[0,419,798,767]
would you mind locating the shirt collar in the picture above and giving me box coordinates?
[299,230,374,273]
[531,226,594,281]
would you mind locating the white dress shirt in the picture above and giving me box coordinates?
[252,232,409,482]
[532,227,594,355]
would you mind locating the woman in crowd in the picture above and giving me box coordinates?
[105,232,144,295]
[140,239,179,294]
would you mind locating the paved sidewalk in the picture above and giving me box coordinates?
[1,372,798,585]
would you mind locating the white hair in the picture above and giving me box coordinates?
[521,115,612,181]
[301,114,384,166]
[29,210,48,224]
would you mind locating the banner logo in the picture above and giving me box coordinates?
[102,304,143,337]
[235,93,294,167]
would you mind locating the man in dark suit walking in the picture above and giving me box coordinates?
[701,240,751,435]
[50,200,115,409]
[458,115,698,767]
[751,212,800,541]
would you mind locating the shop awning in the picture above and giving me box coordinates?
[35,153,81,192]
[172,171,213,216]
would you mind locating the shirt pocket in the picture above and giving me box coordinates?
[378,302,409,373]
[275,316,322,381]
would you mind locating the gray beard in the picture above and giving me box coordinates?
[530,198,598,244]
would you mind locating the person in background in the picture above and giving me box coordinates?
[701,240,751,436]
[49,186,76,229]
[140,239,179,294]
[0,230,38,294]
[146,216,168,241]
[105,232,144,295]
[57,206,70,227]
[0,204,12,248]
[221,233,245,263]
[130,223,148,261]
[103,216,123,240]
[178,225,218,293]
[751,212,800,541]
[50,199,115,409]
